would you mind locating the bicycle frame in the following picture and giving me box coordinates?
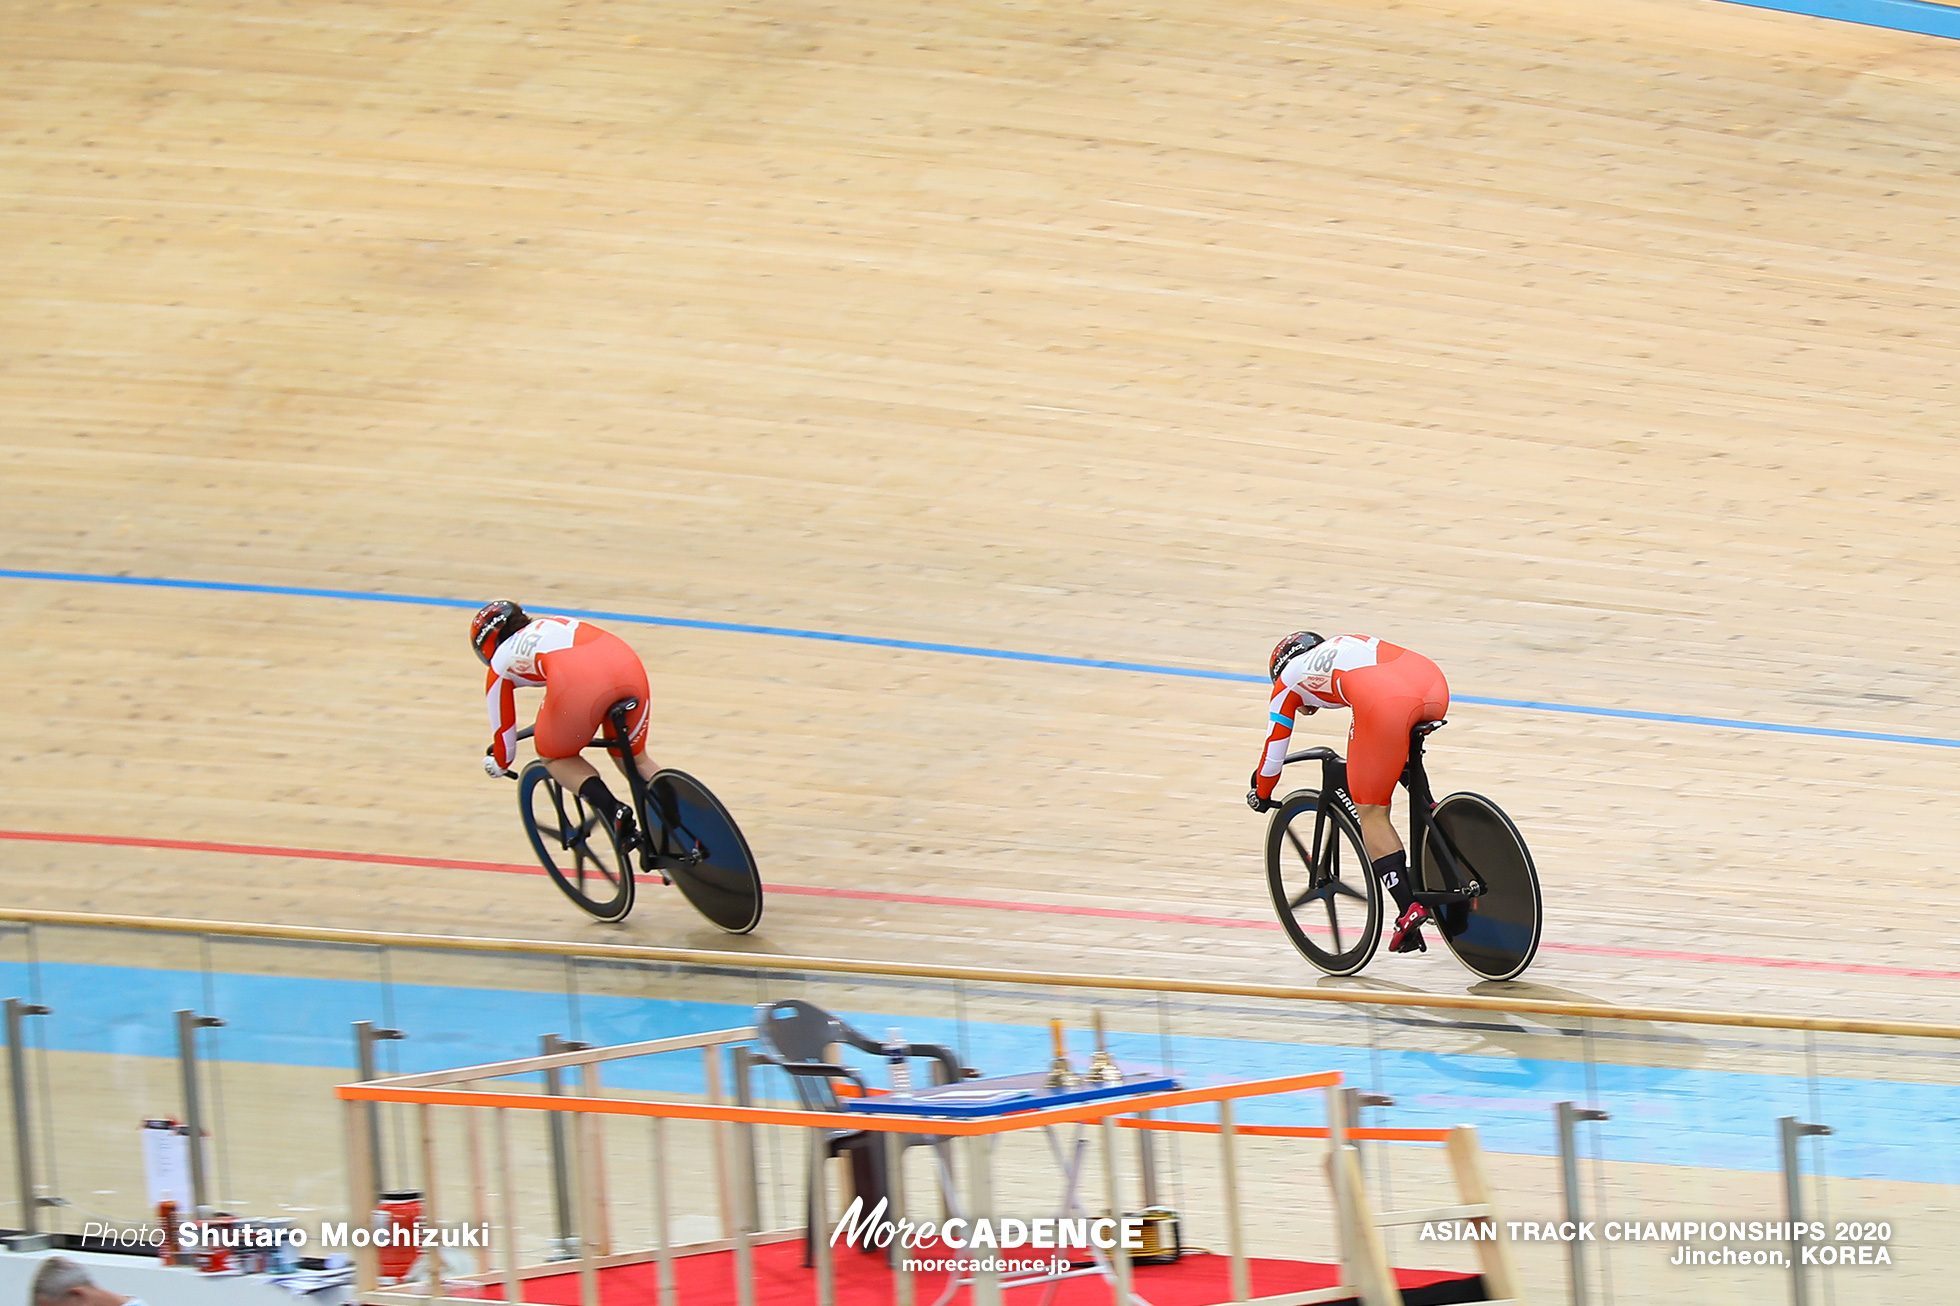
[1399,726,1484,909]
[518,704,698,879]
[593,702,667,878]
[1283,724,1485,908]
[593,701,708,881]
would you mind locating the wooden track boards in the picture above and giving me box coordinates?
[3,0,1958,1020]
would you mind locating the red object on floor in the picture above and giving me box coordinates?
[472,1237,1475,1305]
[374,1192,424,1282]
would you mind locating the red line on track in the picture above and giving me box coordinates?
[8,829,1957,982]
[3,828,538,876]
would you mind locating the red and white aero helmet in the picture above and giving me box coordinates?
[470,600,530,665]
[1268,630,1325,681]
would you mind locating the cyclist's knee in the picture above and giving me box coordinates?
[1355,803,1401,855]
[544,754,599,788]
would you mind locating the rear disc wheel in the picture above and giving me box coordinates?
[647,769,763,934]
[1418,792,1541,981]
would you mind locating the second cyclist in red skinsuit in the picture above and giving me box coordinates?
[1246,632,1449,954]
[471,600,657,848]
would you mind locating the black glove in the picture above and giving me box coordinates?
[1246,788,1274,813]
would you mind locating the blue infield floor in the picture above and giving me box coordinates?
[8,959,1954,1186]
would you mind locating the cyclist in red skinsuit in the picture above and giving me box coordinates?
[1246,632,1449,954]
[471,600,656,846]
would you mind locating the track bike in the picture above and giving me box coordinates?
[512,699,763,932]
[1264,720,1541,980]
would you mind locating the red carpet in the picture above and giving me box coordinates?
[468,1237,1478,1305]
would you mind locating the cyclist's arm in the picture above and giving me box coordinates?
[1253,685,1311,801]
[486,668,519,769]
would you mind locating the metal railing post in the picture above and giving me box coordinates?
[809,1126,834,1306]
[353,1021,405,1201]
[1780,1115,1832,1306]
[1556,1101,1610,1306]
[567,1110,599,1306]
[6,1000,51,1237]
[175,1009,224,1216]
[541,1033,585,1259]
[1341,1088,1393,1170]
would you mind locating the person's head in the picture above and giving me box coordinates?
[470,599,530,665]
[1268,630,1325,682]
[31,1257,130,1306]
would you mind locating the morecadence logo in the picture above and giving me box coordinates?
[832,1197,1145,1266]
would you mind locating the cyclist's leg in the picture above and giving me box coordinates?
[1344,651,1449,950]
[593,647,656,786]
[535,683,605,789]
[1347,698,1419,888]
[537,637,648,838]
[1356,805,1401,857]
[540,755,600,791]
[1345,651,1450,825]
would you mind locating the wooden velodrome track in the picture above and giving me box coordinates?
[3,0,1957,1025]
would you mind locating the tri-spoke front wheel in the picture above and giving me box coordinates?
[1266,790,1382,977]
[518,762,636,922]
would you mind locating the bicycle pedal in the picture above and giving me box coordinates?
[1389,925,1428,954]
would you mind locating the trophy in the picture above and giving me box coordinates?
[1044,1018,1083,1089]
[1087,1009,1124,1085]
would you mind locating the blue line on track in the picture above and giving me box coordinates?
[1717,0,1960,40]
[6,566,1958,749]
[1446,697,1960,749]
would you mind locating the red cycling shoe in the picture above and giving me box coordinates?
[1389,902,1431,954]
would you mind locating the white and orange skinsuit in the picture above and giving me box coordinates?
[485,616,650,770]
[1252,635,1449,807]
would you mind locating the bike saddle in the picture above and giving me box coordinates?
[1284,746,1342,765]
[1413,719,1447,738]
[610,697,640,715]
